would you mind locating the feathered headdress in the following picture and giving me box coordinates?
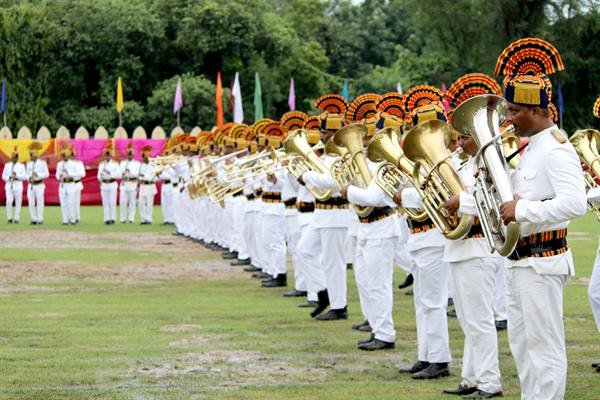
[280,111,309,133]
[446,73,503,107]
[346,93,381,122]
[593,97,600,119]
[376,92,406,120]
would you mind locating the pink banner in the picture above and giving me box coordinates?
[114,139,166,159]
[67,139,109,164]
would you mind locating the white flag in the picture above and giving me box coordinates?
[232,72,244,123]
[397,82,403,94]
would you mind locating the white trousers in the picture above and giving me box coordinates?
[261,214,287,276]
[296,223,327,296]
[64,184,78,224]
[345,233,357,265]
[355,237,397,342]
[160,184,174,223]
[412,246,451,363]
[139,194,154,223]
[254,210,267,270]
[493,261,507,321]
[286,214,303,290]
[243,209,258,264]
[505,267,567,400]
[120,189,137,222]
[59,184,68,223]
[100,184,118,222]
[449,258,502,393]
[27,184,45,222]
[588,243,600,331]
[5,185,22,221]
[231,198,249,259]
[75,189,81,220]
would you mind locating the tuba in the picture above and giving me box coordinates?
[452,94,520,255]
[332,124,374,217]
[367,127,428,221]
[284,129,333,201]
[403,120,473,240]
[570,128,600,221]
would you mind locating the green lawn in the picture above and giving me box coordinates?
[0,207,598,399]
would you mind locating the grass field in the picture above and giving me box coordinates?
[0,206,598,399]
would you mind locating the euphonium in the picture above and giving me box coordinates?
[332,124,374,217]
[403,119,473,240]
[570,128,600,221]
[283,129,333,201]
[367,127,428,221]
[452,94,520,255]
[499,122,522,169]
[324,136,353,187]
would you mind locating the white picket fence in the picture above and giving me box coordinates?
[0,125,203,140]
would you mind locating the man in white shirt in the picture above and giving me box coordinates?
[138,145,157,224]
[55,144,71,224]
[499,71,587,399]
[119,143,140,223]
[97,142,121,224]
[69,150,86,223]
[26,142,49,225]
[2,147,26,223]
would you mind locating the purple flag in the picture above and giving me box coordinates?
[288,78,296,111]
[173,78,183,114]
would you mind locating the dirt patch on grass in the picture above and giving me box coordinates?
[0,230,244,293]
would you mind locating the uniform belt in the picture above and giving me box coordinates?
[508,228,568,261]
[124,177,138,182]
[359,206,394,224]
[232,190,244,197]
[172,183,179,187]
[163,180,171,184]
[74,179,81,183]
[141,180,154,185]
[245,193,256,201]
[297,201,315,213]
[262,191,281,203]
[255,189,263,198]
[30,180,44,185]
[465,217,484,239]
[284,197,297,209]
[407,216,435,234]
[102,179,116,184]
[315,197,349,210]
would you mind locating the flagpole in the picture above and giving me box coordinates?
[118,112,122,127]
[3,112,6,128]
[177,110,180,127]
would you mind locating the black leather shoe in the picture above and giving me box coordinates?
[399,361,429,374]
[283,289,307,297]
[358,322,372,332]
[310,290,330,318]
[357,333,375,345]
[495,320,507,331]
[405,288,413,296]
[244,265,260,272]
[351,320,369,330]
[262,273,286,287]
[7,219,13,224]
[346,263,353,270]
[443,384,477,396]
[591,362,599,368]
[412,362,450,379]
[448,297,454,306]
[298,300,318,308]
[315,307,348,321]
[252,272,270,279]
[398,273,414,289]
[358,338,395,351]
[222,251,238,260]
[231,258,251,266]
[462,389,503,398]
[447,309,457,318]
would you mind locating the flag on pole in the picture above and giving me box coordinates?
[173,78,183,115]
[254,72,263,121]
[396,82,403,94]
[232,72,244,123]
[556,82,564,122]
[116,77,124,113]
[1,78,6,113]
[441,82,450,113]
[216,72,224,129]
[288,78,296,111]
[342,79,349,100]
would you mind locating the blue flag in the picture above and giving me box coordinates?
[342,79,349,100]
[556,82,564,120]
[1,78,6,113]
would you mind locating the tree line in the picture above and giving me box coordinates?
[0,0,598,135]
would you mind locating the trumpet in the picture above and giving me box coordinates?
[150,154,187,174]
[404,120,473,240]
[570,128,600,221]
[367,128,429,221]
[452,94,520,254]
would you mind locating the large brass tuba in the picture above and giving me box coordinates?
[367,127,429,221]
[452,94,520,255]
[403,120,473,240]
[332,124,374,217]
[570,128,600,221]
[283,129,333,201]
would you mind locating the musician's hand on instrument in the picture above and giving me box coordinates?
[266,173,277,183]
[500,195,520,223]
[392,189,403,206]
[445,195,460,214]
[340,185,349,199]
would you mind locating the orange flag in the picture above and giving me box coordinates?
[216,72,224,129]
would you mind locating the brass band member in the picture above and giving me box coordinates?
[26,142,49,224]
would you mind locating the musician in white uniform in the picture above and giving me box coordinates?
[97,142,121,224]
[55,144,71,224]
[138,145,157,224]
[496,49,587,397]
[119,143,140,223]
[2,147,26,223]
[26,142,49,224]
[60,146,85,225]
[69,149,86,223]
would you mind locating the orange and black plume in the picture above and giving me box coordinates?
[346,93,381,122]
[446,73,502,107]
[314,93,349,114]
[494,37,564,77]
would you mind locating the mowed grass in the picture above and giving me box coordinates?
[0,206,598,399]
